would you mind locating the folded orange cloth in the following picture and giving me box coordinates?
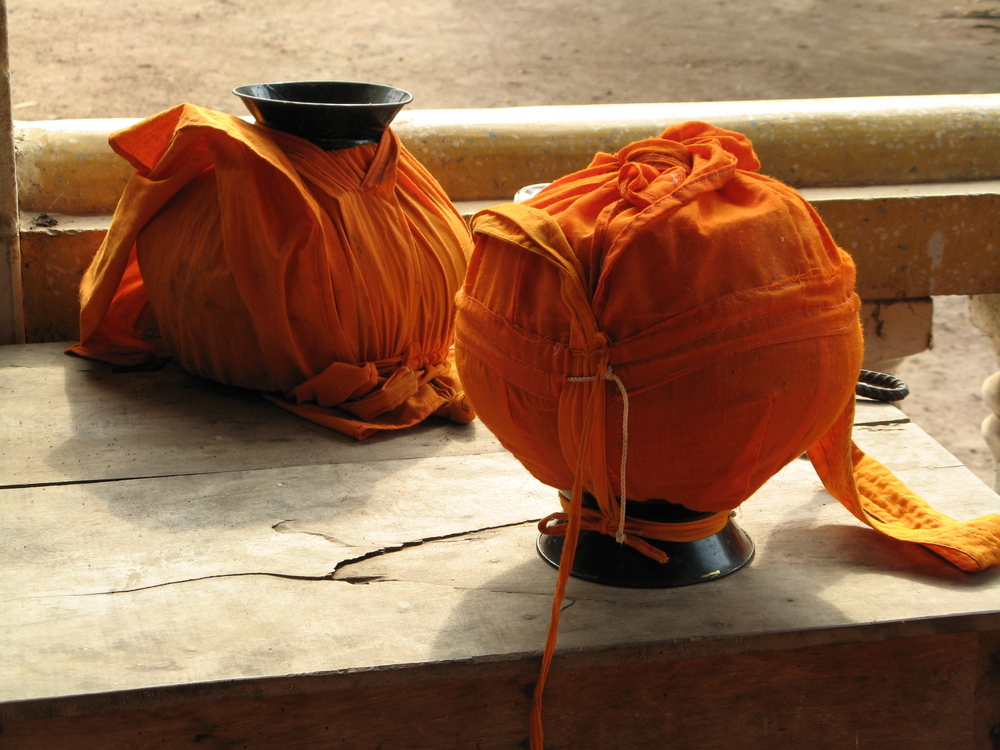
[69,104,475,438]
[454,121,1000,748]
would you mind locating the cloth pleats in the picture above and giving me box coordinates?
[69,104,475,439]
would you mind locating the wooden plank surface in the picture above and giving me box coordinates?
[0,342,897,487]
[0,342,504,487]
[976,630,1000,750]
[0,633,983,750]
[0,342,998,730]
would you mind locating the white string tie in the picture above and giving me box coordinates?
[567,365,631,544]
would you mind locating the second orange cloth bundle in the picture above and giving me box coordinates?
[456,121,1000,572]
[454,120,1000,750]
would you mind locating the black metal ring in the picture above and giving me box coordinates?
[856,369,909,402]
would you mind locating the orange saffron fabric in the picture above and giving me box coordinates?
[68,104,475,439]
[453,121,1000,748]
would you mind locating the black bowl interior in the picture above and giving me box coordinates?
[233,81,413,150]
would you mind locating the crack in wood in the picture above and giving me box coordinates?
[0,474,194,492]
[856,418,911,427]
[58,519,541,596]
[2,468,262,492]
[71,571,337,596]
[329,519,540,579]
[337,575,385,585]
[271,521,349,546]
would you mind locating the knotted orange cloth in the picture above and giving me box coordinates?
[68,104,475,439]
[453,121,1000,748]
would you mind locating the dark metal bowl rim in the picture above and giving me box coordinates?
[232,81,413,108]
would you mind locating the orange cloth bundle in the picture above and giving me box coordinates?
[69,104,474,439]
[453,122,1000,747]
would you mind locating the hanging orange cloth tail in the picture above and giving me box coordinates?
[522,218,733,748]
[530,488,730,749]
[809,396,1000,572]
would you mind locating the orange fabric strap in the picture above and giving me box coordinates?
[538,502,731,564]
[809,397,1000,572]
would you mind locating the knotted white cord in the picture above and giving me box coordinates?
[567,365,631,544]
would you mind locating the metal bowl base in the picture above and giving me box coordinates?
[536,515,755,588]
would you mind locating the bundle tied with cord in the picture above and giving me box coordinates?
[69,103,475,439]
[452,121,1000,748]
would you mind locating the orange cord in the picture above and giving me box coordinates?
[529,363,731,749]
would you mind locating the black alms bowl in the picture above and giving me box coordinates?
[233,81,413,150]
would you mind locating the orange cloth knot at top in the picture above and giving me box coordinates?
[453,121,1000,750]
[67,104,475,439]
[615,141,691,207]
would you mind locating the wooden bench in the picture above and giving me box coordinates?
[1,342,998,748]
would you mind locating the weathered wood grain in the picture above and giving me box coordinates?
[1,401,996,713]
[0,342,503,487]
[0,633,984,749]
[0,343,900,487]
[0,342,997,749]
[976,629,1000,750]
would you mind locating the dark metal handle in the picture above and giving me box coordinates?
[856,369,909,402]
